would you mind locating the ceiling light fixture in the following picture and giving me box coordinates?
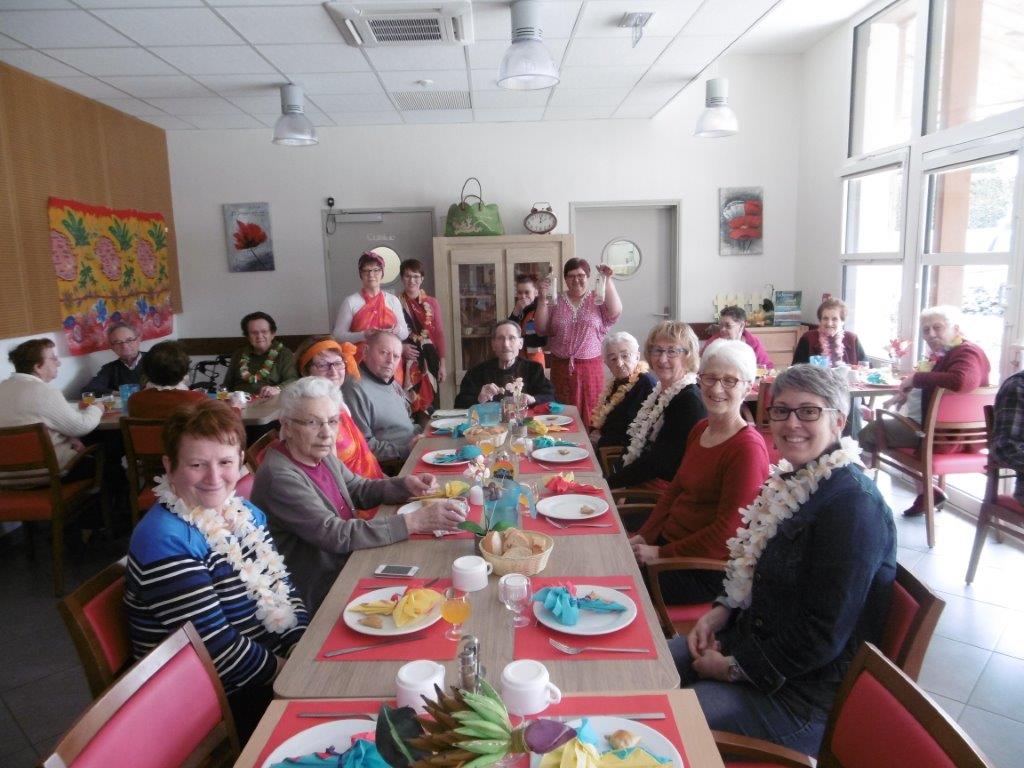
[272,84,318,146]
[694,78,738,138]
[498,0,559,90]
[618,12,653,48]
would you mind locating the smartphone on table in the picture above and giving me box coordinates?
[374,564,419,578]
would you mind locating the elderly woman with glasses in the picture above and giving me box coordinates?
[535,258,622,430]
[224,311,298,397]
[607,321,707,491]
[589,331,656,449]
[629,340,770,603]
[673,365,896,757]
[251,377,466,612]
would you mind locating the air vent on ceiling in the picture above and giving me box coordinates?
[324,1,474,47]
[391,90,470,110]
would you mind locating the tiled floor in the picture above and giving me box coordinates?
[2,475,1023,767]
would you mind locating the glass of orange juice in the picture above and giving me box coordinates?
[81,391,96,406]
[479,437,496,457]
[441,587,471,640]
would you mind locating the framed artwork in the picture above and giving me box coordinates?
[719,187,763,256]
[223,202,274,272]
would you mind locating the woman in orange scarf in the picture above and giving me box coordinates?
[294,335,386,519]
[332,252,409,385]
[398,258,446,417]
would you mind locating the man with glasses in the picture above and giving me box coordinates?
[82,322,145,395]
[454,320,554,408]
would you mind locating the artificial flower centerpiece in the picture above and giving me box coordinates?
[883,338,911,375]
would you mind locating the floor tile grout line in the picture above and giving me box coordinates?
[955,701,1024,726]
[0,694,37,759]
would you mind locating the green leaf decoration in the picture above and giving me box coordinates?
[157,264,167,282]
[108,218,134,251]
[77,264,96,290]
[376,705,426,768]
[61,210,90,246]
[491,521,516,532]
[457,520,487,536]
[121,264,135,289]
[147,221,167,250]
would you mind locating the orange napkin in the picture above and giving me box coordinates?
[545,473,603,496]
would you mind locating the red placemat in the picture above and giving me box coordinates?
[409,503,483,540]
[521,493,621,537]
[316,578,459,662]
[514,575,657,661]
[520,454,596,474]
[251,698,386,768]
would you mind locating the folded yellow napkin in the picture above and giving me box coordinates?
[350,599,397,616]
[539,739,602,768]
[393,588,442,627]
[599,749,671,768]
[413,480,469,501]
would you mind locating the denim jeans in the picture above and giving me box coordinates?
[669,636,830,757]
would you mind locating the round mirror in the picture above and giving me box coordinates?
[601,238,641,278]
[368,246,402,284]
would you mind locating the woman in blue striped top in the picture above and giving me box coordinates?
[124,400,308,738]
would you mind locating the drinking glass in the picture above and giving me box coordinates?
[479,437,497,458]
[441,587,471,641]
[81,391,96,406]
[216,386,230,401]
[498,573,532,629]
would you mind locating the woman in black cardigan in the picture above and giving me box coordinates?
[590,331,657,449]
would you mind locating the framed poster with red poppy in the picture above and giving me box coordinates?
[223,202,274,272]
[719,187,763,256]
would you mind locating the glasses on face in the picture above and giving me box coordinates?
[698,374,744,390]
[402,273,423,281]
[766,405,839,422]
[289,416,341,430]
[360,267,383,276]
[605,352,634,365]
[650,346,688,359]
[312,360,345,372]
[565,272,588,282]
[110,337,138,347]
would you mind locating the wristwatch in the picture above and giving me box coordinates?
[726,658,745,683]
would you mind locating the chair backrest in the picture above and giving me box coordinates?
[43,623,239,768]
[921,386,998,457]
[878,564,945,680]
[244,428,279,473]
[598,445,623,477]
[120,417,166,524]
[0,422,66,500]
[819,643,992,768]
[754,380,773,429]
[58,559,131,698]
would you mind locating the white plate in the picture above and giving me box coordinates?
[531,446,589,463]
[261,720,376,768]
[536,414,574,427]
[432,409,468,420]
[421,449,471,466]
[536,494,609,521]
[430,417,467,431]
[529,717,683,768]
[342,585,442,636]
[532,584,637,636]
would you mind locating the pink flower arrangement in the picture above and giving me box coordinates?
[883,338,911,359]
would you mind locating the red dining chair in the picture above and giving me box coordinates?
[753,381,782,465]
[244,427,279,472]
[120,417,165,527]
[57,558,131,698]
[713,643,994,767]
[42,622,240,768]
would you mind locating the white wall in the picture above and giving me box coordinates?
[167,54,803,337]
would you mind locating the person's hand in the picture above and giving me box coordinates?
[538,278,551,297]
[898,375,916,394]
[479,383,502,403]
[687,605,731,659]
[402,343,420,361]
[405,500,467,534]
[884,391,908,409]
[410,432,426,447]
[514,296,528,311]
[438,359,447,383]
[627,534,645,547]
[403,473,438,496]
[692,649,731,681]
[596,264,613,278]
[260,385,281,398]
[69,437,86,453]
[631,542,659,566]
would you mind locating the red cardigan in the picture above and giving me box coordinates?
[637,420,770,559]
[911,340,991,415]
[127,388,208,419]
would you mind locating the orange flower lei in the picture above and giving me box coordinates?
[590,362,650,430]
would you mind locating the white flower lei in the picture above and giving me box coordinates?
[720,436,863,610]
[621,373,697,466]
[154,475,298,634]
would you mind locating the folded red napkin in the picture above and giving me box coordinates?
[545,475,603,495]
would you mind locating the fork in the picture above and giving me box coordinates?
[543,517,613,530]
[548,638,648,655]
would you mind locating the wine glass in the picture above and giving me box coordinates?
[479,437,497,458]
[498,573,532,629]
[441,587,471,641]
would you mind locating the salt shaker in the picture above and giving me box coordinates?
[458,634,482,693]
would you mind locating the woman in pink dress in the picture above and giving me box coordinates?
[534,258,621,430]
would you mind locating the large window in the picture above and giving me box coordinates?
[843,263,905,359]
[844,165,904,254]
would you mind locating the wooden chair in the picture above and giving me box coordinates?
[43,623,240,768]
[244,427,279,473]
[713,643,993,767]
[57,558,131,698]
[966,405,1024,583]
[753,380,783,465]
[120,417,165,527]
[871,386,997,547]
[610,487,660,533]
[598,445,623,477]
[0,423,104,595]
[646,556,726,637]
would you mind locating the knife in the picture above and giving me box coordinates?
[297,713,379,720]
[324,634,427,657]
[559,713,666,721]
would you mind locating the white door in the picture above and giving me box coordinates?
[571,203,678,346]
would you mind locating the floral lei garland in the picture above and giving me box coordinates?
[915,335,964,373]
[590,362,650,430]
[720,437,862,609]
[403,292,434,347]
[239,340,283,384]
[621,373,696,466]
[154,475,298,634]
[818,328,846,366]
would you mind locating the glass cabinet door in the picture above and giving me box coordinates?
[507,246,562,309]
[453,257,505,376]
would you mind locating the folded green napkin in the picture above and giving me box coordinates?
[532,437,577,449]
[532,585,626,626]
[431,445,482,464]
[271,739,388,768]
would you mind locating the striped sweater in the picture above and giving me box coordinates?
[124,502,309,695]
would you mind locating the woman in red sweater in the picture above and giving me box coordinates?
[629,339,770,604]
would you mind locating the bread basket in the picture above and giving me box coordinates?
[464,425,508,448]
[478,530,553,577]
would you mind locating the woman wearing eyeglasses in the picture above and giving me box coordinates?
[674,365,896,757]
[332,252,410,383]
[607,321,706,490]
[398,258,446,417]
[251,377,466,612]
[628,340,769,603]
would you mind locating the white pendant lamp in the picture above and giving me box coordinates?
[694,78,738,138]
[272,84,318,146]
[498,0,559,91]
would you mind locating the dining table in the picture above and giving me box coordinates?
[87,392,281,429]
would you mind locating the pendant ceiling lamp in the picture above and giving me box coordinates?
[498,0,559,91]
[272,83,318,146]
[694,78,738,138]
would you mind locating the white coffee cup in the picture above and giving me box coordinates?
[451,555,492,592]
[395,659,445,713]
[500,659,561,716]
[230,391,252,406]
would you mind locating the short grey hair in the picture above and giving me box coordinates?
[364,329,402,349]
[771,364,849,416]
[700,339,756,381]
[280,376,342,418]
[920,304,962,329]
[602,331,640,357]
[106,321,138,338]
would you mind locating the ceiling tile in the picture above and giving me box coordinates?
[544,105,616,120]
[0,49,78,77]
[51,76,127,98]
[151,45,275,76]
[547,87,628,107]
[620,81,685,106]
[308,92,393,112]
[102,74,210,98]
[0,33,24,48]
[557,65,646,89]
[287,71,382,95]
[218,6,343,44]
[653,34,736,75]
[474,107,546,122]
[46,47,178,77]
[402,109,473,124]
[379,69,467,91]
[206,0,324,5]
[144,97,242,115]
[195,73,285,95]
[96,97,166,117]
[469,2,510,41]
[365,45,466,72]
[0,1,73,9]
[574,0,703,38]
[683,0,779,36]
[467,38,568,70]
[0,10,133,47]
[613,103,662,119]
[471,88,550,109]
[183,113,264,129]
[564,35,674,67]
[93,8,242,46]
[327,110,403,126]
[138,114,196,130]
[225,94,281,113]
[78,1,203,7]
[257,43,368,73]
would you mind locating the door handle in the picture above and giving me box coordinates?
[650,312,670,317]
